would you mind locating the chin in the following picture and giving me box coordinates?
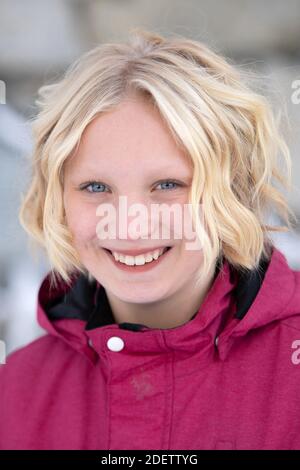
[113,286,166,304]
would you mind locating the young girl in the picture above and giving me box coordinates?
[1,28,299,450]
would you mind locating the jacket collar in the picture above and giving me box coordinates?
[43,250,269,330]
[37,245,297,365]
[45,256,225,332]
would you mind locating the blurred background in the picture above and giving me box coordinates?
[0,0,299,357]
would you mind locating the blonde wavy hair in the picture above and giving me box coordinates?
[19,28,298,289]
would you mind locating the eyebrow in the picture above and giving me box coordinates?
[75,173,193,184]
[72,164,193,179]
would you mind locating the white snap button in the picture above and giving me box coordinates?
[107,336,125,352]
[215,336,219,347]
[88,338,93,347]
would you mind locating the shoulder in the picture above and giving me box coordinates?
[281,267,300,331]
[5,333,60,363]
[0,334,69,384]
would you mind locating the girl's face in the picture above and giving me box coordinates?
[63,95,206,304]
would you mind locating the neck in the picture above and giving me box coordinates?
[105,262,218,329]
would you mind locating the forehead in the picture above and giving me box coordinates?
[66,97,193,174]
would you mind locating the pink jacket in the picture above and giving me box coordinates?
[1,245,300,450]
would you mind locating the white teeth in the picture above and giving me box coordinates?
[111,247,168,266]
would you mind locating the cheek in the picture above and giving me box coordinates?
[64,199,96,248]
[180,242,204,266]
[71,217,95,247]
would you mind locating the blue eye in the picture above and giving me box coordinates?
[80,179,182,194]
[81,182,108,193]
[157,180,180,190]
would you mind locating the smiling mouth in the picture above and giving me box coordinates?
[103,247,172,257]
[103,246,172,265]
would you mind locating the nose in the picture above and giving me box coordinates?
[118,196,153,241]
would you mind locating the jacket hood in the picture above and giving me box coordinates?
[36,245,299,364]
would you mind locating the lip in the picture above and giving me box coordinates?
[103,246,172,273]
[103,246,170,256]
